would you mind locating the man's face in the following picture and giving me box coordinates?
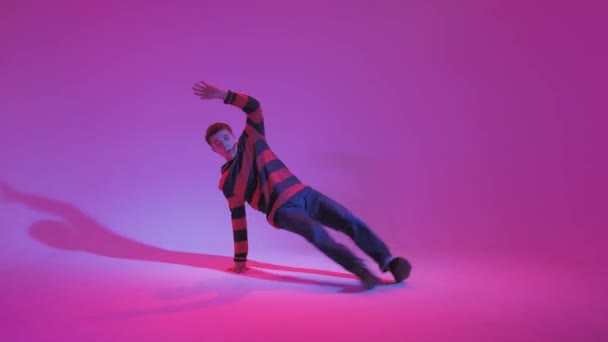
[209,129,238,160]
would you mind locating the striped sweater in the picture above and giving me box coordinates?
[218,90,309,262]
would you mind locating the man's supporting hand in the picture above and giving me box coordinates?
[192,81,228,100]
[231,261,249,274]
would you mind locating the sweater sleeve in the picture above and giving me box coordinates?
[223,90,265,139]
[227,195,248,262]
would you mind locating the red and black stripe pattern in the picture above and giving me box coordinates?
[219,91,309,262]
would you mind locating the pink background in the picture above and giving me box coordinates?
[1,1,606,341]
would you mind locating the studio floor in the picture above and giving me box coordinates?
[1,245,603,342]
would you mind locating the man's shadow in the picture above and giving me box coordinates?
[0,181,382,305]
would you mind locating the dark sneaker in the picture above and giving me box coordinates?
[356,268,382,290]
[388,257,412,283]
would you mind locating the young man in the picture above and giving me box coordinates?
[192,81,411,289]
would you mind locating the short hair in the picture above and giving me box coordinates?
[205,122,233,145]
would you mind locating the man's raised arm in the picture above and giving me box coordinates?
[192,81,265,139]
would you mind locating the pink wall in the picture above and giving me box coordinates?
[1,0,606,268]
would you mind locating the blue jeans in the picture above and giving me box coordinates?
[274,187,394,275]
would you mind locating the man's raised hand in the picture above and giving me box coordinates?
[192,81,228,100]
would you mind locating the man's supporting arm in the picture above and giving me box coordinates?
[227,195,248,264]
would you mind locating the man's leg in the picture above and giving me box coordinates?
[274,205,381,289]
[305,188,412,281]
